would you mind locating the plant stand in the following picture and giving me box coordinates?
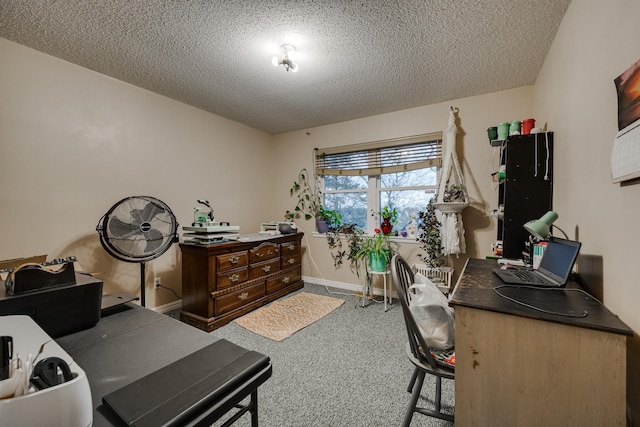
[359,269,392,311]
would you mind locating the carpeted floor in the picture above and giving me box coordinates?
[168,282,454,426]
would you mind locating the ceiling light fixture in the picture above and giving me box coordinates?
[272,45,299,72]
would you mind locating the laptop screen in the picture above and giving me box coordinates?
[537,237,582,284]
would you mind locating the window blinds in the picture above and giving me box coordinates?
[315,133,442,176]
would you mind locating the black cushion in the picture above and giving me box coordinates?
[102,339,271,426]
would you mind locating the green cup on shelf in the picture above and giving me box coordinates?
[487,127,498,142]
[497,122,509,140]
[509,120,521,135]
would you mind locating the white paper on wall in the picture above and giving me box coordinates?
[611,119,640,183]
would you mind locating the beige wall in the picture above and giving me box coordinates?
[533,0,640,419]
[0,38,275,307]
[273,86,533,286]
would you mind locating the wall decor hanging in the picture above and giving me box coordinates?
[433,107,468,256]
[611,58,640,184]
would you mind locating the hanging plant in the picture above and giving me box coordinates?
[442,184,466,202]
[325,223,362,268]
[284,168,322,221]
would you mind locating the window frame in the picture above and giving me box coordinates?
[316,133,442,234]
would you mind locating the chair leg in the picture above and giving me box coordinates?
[434,376,442,413]
[407,367,419,393]
[402,370,426,427]
[250,390,259,427]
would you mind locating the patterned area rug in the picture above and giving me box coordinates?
[234,292,345,341]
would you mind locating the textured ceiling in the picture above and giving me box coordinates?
[0,0,571,135]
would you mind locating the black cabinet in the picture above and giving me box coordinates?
[497,133,553,259]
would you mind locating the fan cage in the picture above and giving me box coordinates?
[97,196,178,263]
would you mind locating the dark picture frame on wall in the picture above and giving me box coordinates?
[614,58,640,131]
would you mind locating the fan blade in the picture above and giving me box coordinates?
[111,238,149,259]
[143,228,165,253]
[132,202,166,225]
[108,216,138,238]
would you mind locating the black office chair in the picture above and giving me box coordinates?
[390,254,455,426]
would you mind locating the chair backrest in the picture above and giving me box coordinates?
[391,254,441,370]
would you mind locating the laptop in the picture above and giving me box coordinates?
[493,237,582,287]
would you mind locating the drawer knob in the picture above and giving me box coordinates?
[238,292,249,301]
[282,276,290,284]
[286,258,295,264]
[229,256,239,264]
[229,273,240,282]
[262,265,272,273]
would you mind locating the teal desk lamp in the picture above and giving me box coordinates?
[523,210,568,240]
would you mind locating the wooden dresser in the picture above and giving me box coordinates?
[179,232,304,332]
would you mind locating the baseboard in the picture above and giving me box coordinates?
[302,275,398,299]
[152,299,182,314]
[153,278,394,313]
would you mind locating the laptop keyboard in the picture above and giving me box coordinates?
[512,269,548,284]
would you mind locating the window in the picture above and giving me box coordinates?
[315,133,442,232]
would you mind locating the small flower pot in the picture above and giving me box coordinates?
[381,217,393,235]
[316,220,329,234]
[369,252,388,272]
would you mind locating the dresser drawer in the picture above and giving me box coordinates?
[216,251,248,272]
[267,270,302,294]
[250,242,280,263]
[280,253,300,268]
[280,241,300,255]
[214,282,265,316]
[216,267,248,289]
[250,259,280,280]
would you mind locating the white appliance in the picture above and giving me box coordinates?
[0,316,92,427]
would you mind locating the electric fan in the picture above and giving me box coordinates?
[96,196,178,306]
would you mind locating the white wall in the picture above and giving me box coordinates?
[533,0,640,419]
[0,38,275,307]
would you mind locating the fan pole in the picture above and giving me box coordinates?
[140,261,146,307]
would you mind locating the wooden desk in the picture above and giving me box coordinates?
[449,258,632,426]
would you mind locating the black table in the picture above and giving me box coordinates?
[449,258,633,335]
[56,304,271,426]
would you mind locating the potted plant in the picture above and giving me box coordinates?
[371,206,399,235]
[415,198,454,293]
[417,199,444,268]
[442,184,466,203]
[317,206,343,233]
[351,228,398,278]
